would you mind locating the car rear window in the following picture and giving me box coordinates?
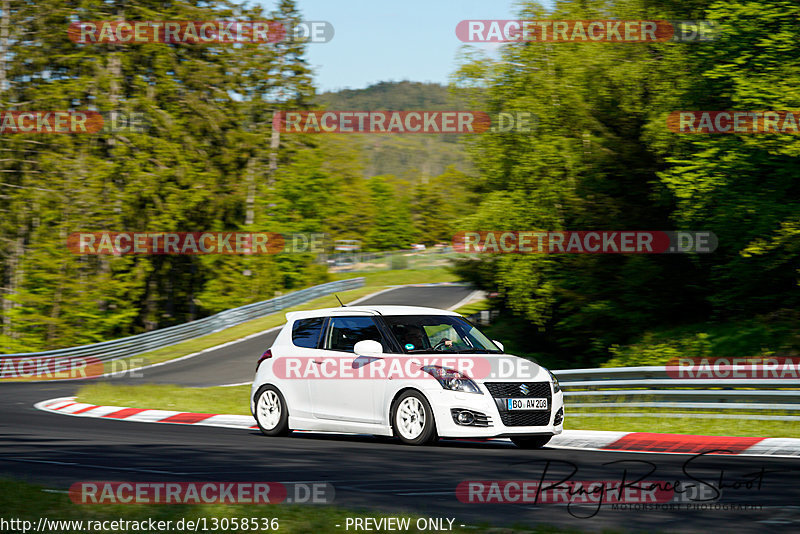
[292,318,325,348]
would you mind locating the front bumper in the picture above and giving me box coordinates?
[427,382,564,439]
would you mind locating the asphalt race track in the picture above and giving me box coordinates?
[2,286,799,533]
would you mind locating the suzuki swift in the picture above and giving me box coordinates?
[250,305,564,448]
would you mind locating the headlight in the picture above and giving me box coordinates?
[547,369,561,393]
[421,365,482,394]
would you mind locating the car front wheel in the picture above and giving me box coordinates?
[254,385,289,437]
[392,391,437,445]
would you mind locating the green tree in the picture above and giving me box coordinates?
[365,176,417,250]
[451,0,721,365]
[653,0,800,316]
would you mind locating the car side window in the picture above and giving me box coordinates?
[325,316,386,353]
[292,317,325,348]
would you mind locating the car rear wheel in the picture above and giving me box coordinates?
[511,435,552,449]
[254,385,289,437]
[392,391,437,445]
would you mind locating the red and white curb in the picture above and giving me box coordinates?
[35,397,259,430]
[35,396,800,457]
[550,430,800,457]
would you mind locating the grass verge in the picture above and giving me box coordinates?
[76,384,800,439]
[76,383,252,416]
[452,298,491,317]
[329,267,459,286]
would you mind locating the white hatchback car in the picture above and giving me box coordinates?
[250,305,564,448]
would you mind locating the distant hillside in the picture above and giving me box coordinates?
[314,81,473,179]
[317,81,460,110]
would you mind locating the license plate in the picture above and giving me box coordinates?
[507,398,548,411]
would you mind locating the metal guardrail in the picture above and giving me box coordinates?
[326,247,456,273]
[0,278,365,362]
[552,365,800,420]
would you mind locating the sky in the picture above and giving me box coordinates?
[257,0,554,93]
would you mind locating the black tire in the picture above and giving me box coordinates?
[511,435,552,449]
[391,390,438,445]
[253,385,290,437]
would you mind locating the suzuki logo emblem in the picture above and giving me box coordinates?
[520,384,530,395]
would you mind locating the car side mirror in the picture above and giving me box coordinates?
[354,340,383,358]
[492,340,504,352]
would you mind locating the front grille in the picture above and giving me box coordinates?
[485,382,552,427]
[499,411,552,427]
[484,382,551,398]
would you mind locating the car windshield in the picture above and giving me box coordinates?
[383,315,502,354]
